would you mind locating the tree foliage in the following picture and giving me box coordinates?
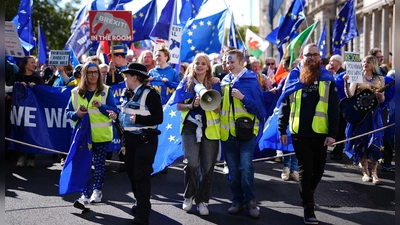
[5,0,81,51]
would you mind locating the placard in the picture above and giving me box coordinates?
[344,52,363,83]
[168,25,182,64]
[5,21,25,57]
[89,10,133,41]
[49,50,70,66]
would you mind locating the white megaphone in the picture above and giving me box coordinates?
[194,83,221,111]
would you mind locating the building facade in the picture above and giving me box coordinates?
[259,0,395,67]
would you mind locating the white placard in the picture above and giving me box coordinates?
[5,21,25,57]
[344,52,363,83]
[168,25,182,64]
[49,50,70,66]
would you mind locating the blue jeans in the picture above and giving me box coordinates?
[182,121,219,204]
[222,135,256,205]
[283,151,298,173]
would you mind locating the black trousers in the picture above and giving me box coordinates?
[292,136,327,207]
[332,113,346,156]
[124,132,158,223]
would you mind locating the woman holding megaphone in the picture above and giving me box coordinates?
[174,53,221,216]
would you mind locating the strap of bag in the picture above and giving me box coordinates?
[229,85,255,123]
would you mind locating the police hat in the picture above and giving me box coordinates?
[123,62,149,78]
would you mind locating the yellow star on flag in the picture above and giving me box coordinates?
[133,14,137,19]
[169,110,177,117]
[168,135,176,142]
[187,38,193,44]
[192,24,197,29]
[139,12,144,17]
[207,21,212,26]
[166,124,172,130]
[191,45,196,51]
[199,21,204,26]
[188,31,193,36]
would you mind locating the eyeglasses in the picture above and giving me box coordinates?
[303,53,320,58]
[376,56,383,59]
[87,71,99,76]
[266,63,275,66]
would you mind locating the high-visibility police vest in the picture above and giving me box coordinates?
[289,81,330,134]
[119,87,157,133]
[180,105,220,140]
[220,85,260,141]
[71,86,113,142]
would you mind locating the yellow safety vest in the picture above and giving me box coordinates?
[180,104,221,140]
[71,86,113,142]
[220,84,260,141]
[289,81,330,134]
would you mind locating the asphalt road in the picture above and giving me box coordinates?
[5,150,395,225]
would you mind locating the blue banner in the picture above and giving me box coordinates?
[9,83,126,154]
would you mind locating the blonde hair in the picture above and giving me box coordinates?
[185,53,213,93]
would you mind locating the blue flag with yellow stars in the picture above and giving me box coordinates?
[318,23,327,58]
[332,0,359,55]
[37,23,51,64]
[152,104,183,174]
[179,0,207,26]
[180,1,227,62]
[12,0,36,52]
[59,114,92,195]
[228,15,242,49]
[274,0,305,48]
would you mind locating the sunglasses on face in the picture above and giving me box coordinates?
[266,63,275,66]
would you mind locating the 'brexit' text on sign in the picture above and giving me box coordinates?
[89,10,133,42]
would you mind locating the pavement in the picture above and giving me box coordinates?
[5,149,395,225]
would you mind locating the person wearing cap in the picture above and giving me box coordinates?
[148,45,180,105]
[107,45,128,85]
[108,62,163,225]
[65,61,119,210]
[67,64,83,87]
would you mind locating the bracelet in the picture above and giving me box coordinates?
[186,104,190,110]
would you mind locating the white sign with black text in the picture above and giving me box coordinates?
[49,50,70,66]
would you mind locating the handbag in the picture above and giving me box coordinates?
[229,86,255,140]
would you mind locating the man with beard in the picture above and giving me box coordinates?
[277,43,339,224]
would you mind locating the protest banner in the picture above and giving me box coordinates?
[89,10,133,41]
[5,21,25,57]
[49,50,70,66]
[344,51,363,83]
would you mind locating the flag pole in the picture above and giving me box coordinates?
[37,20,40,69]
[111,41,115,83]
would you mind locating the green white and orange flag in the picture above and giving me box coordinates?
[245,29,269,58]
[275,20,319,84]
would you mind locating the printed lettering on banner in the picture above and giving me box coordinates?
[344,52,363,83]
[49,50,70,66]
[89,10,133,41]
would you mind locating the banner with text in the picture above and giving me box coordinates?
[89,10,133,42]
[344,51,362,83]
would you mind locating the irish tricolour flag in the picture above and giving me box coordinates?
[245,29,269,58]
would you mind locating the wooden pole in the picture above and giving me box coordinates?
[111,41,115,83]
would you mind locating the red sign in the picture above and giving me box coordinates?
[89,10,133,41]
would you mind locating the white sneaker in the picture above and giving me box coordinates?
[73,195,89,210]
[281,167,290,181]
[289,171,299,181]
[197,202,209,216]
[223,162,229,174]
[27,159,35,167]
[16,156,25,167]
[182,197,193,211]
[90,190,102,203]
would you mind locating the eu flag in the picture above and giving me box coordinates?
[59,114,93,195]
[12,0,36,52]
[318,23,327,58]
[180,1,227,62]
[152,104,183,174]
[64,14,92,59]
[274,0,305,48]
[149,0,175,40]
[70,4,87,31]
[228,15,242,49]
[179,0,207,25]
[268,0,284,26]
[37,24,50,64]
[117,0,156,41]
[332,0,359,55]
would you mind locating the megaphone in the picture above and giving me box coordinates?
[194,84,221,111]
